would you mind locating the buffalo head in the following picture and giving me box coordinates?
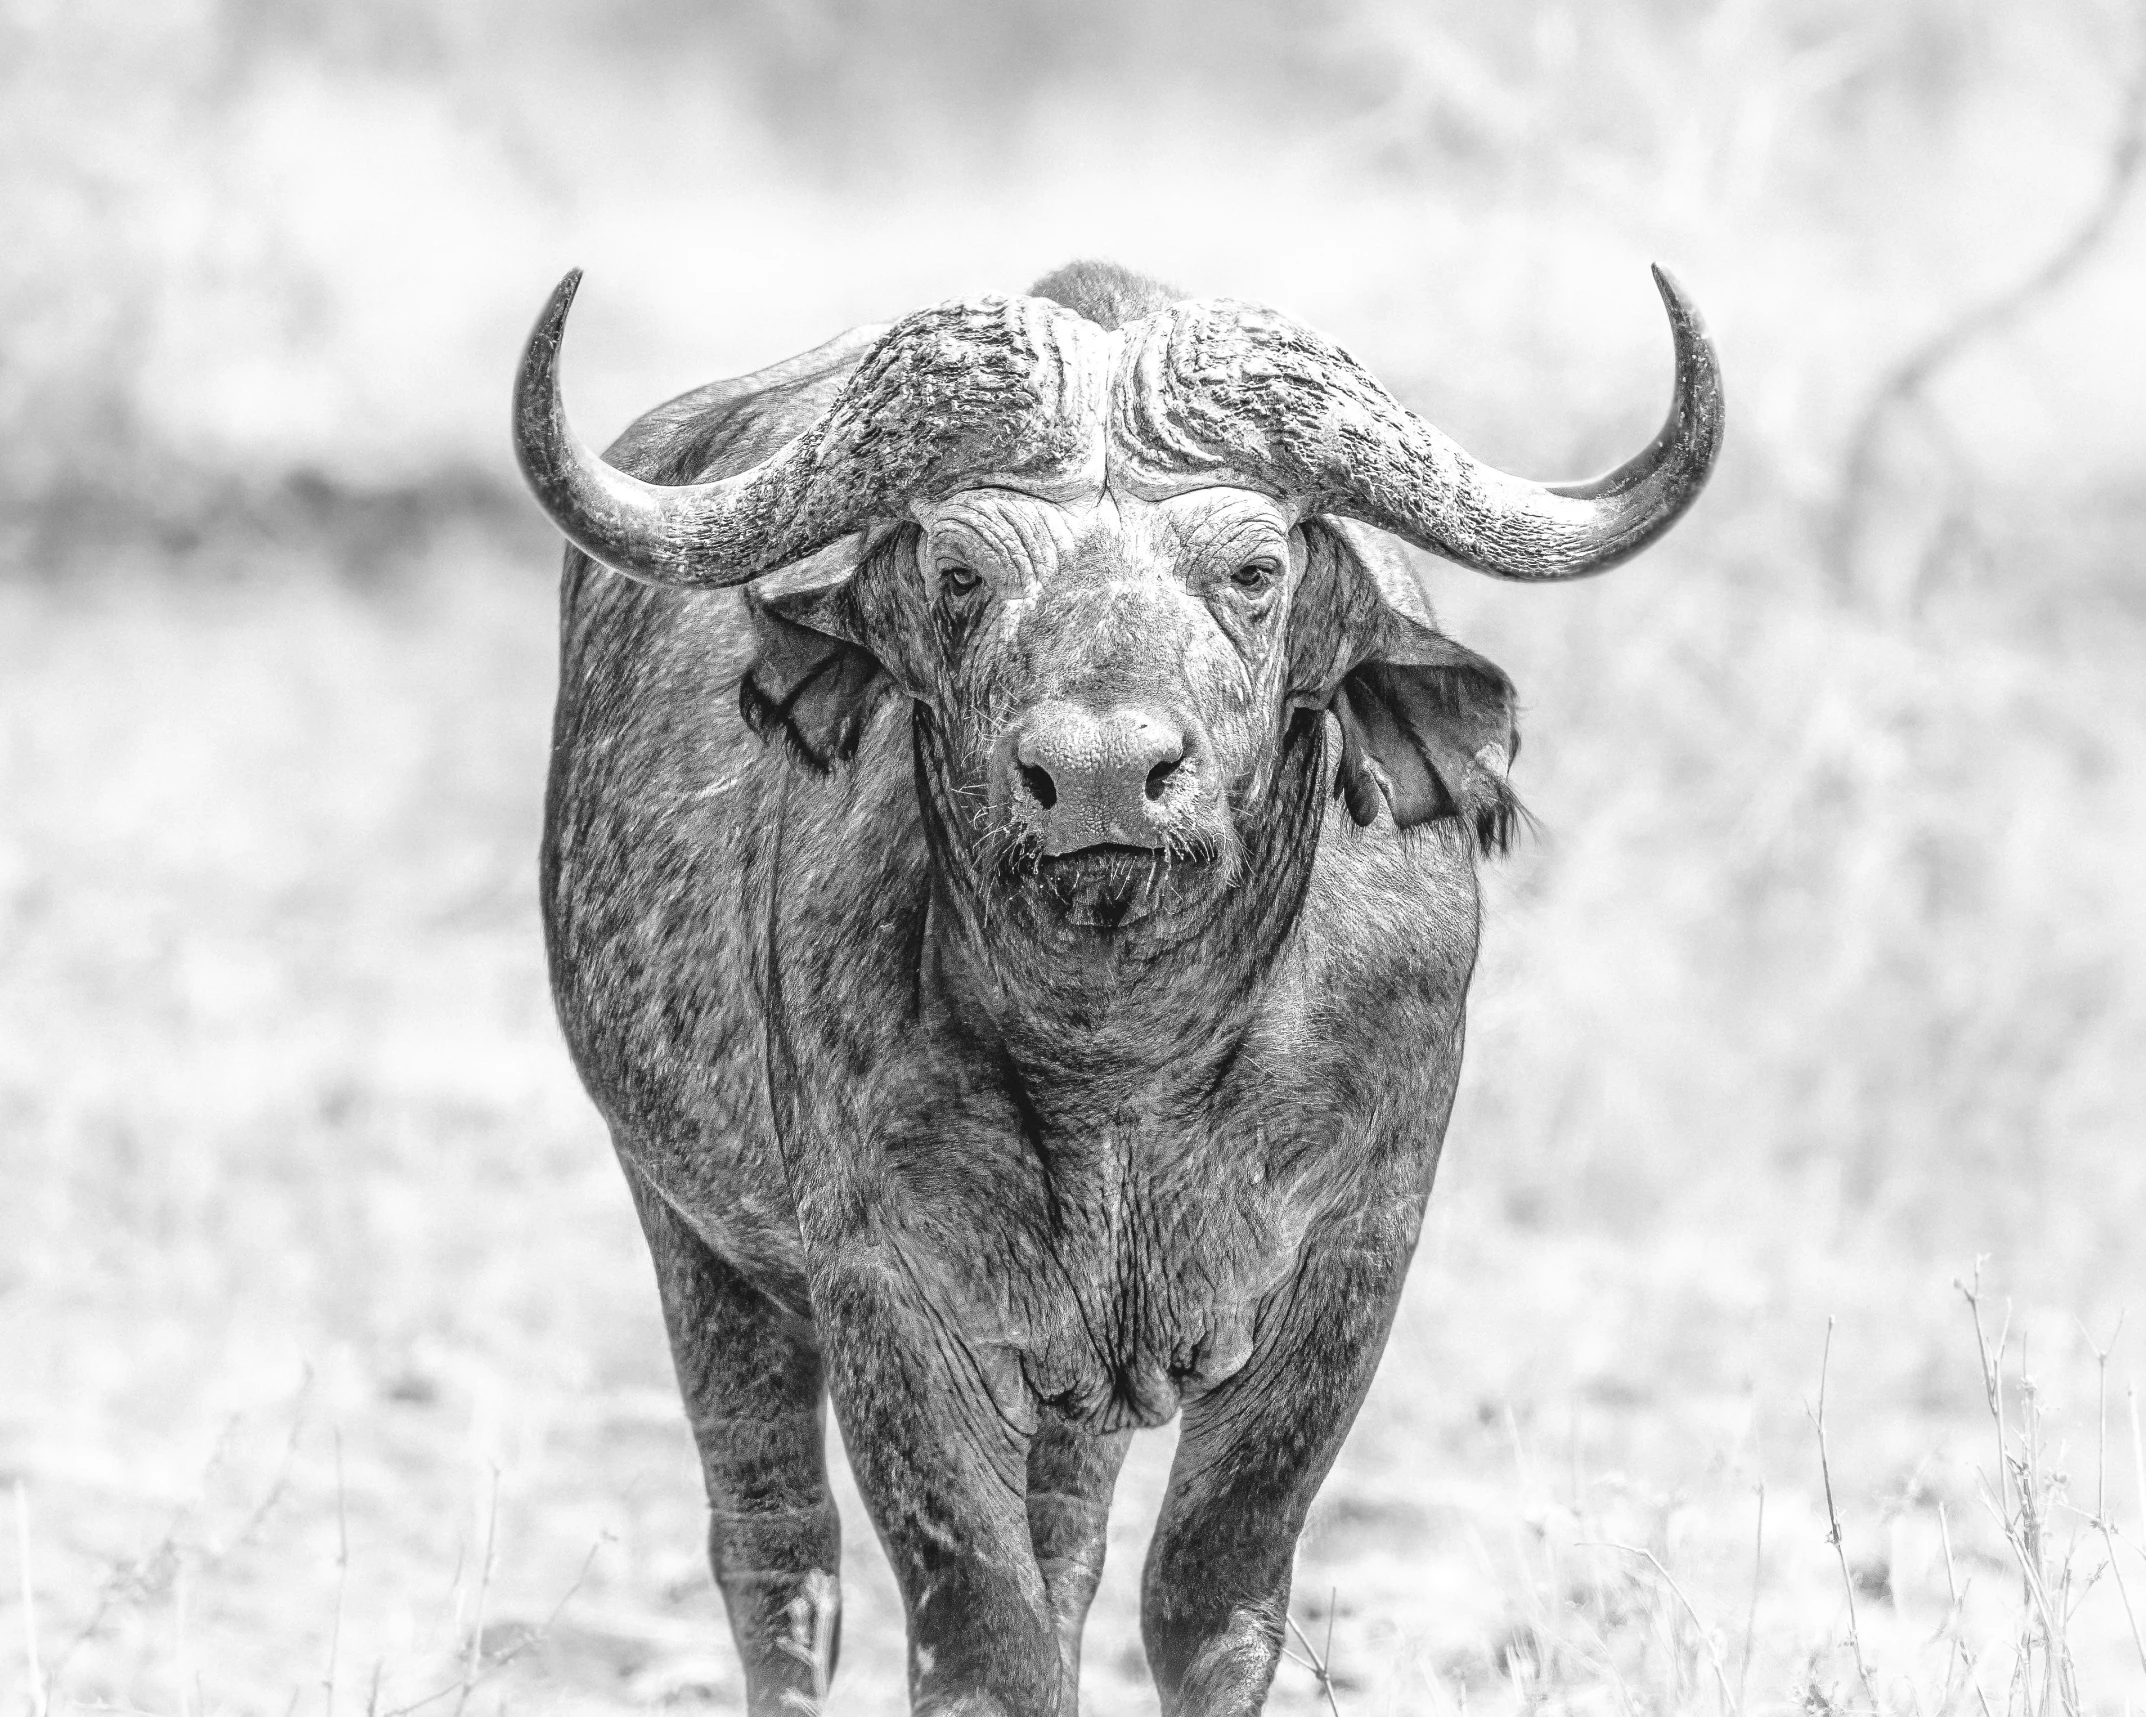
[514,265,1723,931]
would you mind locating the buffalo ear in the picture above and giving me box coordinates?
[1301,520,1523,854]
[739,542,896,773]
[1331,645,1522,854]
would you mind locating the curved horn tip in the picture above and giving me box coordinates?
[1647,263,1708,338]
[1645,263,1725,446]
[536,267,584,341]
[1648,262,1716,364]
[513,269,597,518]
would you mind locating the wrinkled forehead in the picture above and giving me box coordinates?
[911,483,1300,568]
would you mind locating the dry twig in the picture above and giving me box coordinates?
[1830,3,2146,597]
[325,1432,348,1717]
[2131,1387,2146,1550]
[1959,1275,2083,1716]
[1810,1318,1880,1710]
[174,1559,196,1717]
[1282,1590,1345,1717]
[2086,1326,2146,1681]
[14,1482,47,1717]
[1738,1481,1765,1713]
[452,1464,501,1717]
[1937,1502,1998,1717]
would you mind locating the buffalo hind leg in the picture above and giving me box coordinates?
[625,1167,842,1716]
[1027,1421,1132,1694]
[1141,1203,1421,1717]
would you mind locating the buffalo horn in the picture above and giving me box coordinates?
[1119,265,1724,581]
[512,270,1104,588]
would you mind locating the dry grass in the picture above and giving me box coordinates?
[5,0,2146,1711]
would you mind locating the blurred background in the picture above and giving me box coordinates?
[4,0,2144,1711]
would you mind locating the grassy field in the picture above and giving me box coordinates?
[6,1,2146,1712]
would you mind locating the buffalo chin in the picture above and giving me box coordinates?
[1035,844,1211,930]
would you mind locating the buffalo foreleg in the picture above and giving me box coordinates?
[816,1259,1066,1716]
[1139,1201,1421,1717]
[1027,1420,1131,1691]
[626,1167,842,1716]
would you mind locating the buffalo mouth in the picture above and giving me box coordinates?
[1031,841,1218,929]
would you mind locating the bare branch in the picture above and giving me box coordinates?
[2131,1385,2146,1541]
[1830,5,2146,595]
[1738,1481,1765,1714]
[452,1465,500,1717]
[2087,1328,2146,1681]
[1285,1603,1345,1717]
[15,1482,48,1717]
[1809,1318,1879,1710]
[324,1432,348,1717]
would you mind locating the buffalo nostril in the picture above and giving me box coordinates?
[1145,752,1184,802]
[1019,763,1058,809]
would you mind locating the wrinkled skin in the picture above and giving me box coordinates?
[543,278,1524,1716]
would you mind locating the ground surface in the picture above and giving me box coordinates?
[4,523,2143,1716]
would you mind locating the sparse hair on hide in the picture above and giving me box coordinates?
[1025,259,1186,330]
[1473,781,1529,858]
[1328,752,1528,860]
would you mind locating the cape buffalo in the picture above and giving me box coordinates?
[512,258,1722,1716]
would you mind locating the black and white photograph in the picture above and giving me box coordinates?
[4,2,2144,1712]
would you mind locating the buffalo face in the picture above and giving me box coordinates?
[744,480,1531,934]
[915,484,1295,927]
[737,482,1312,931]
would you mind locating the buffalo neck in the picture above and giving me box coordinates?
[910,708,1330,1108]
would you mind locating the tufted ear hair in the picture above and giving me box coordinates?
[1295,520,1524,855]
[739,535,898,773]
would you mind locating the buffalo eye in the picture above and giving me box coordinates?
[939,562,982,598]
[1230,559,1280,598]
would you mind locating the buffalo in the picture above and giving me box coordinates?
[512,258,1722,1716]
